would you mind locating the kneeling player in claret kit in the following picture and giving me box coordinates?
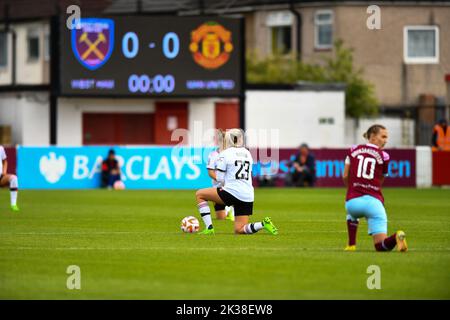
[343,124,407,252]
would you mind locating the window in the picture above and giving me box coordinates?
[27,29,40,61]
[266,11,293,55]
[319,117,335,125]
[0,32,7,67]
[314,10,333,49]
[404,26,439,64]
[271,26,292,54]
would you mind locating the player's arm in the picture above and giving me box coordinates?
[207,169,217,180]
[381,151,390,186]
[215,155,227,185]
[2,159,7,176]
[342,156,350,187]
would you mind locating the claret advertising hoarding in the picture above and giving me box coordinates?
[252,148,416,187]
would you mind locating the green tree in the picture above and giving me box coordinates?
[246,40,379,117]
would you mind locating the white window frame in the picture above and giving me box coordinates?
[266,11,293,55]
[266,11,294,27]
[314,9,333,50]
[403,25,439,64]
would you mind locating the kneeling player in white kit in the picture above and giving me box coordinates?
[0,145,20,212]
[195,129,278,235]
[206,129,234,221]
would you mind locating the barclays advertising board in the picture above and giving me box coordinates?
[17,146,215,189]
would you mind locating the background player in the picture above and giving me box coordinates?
[195,128,278,235]
[206,129,234,221]
[0,145,19,212]
[343,124,407,252]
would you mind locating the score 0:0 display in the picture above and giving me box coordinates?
[122,32,180,59]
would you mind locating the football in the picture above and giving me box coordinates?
[113,180,125,190]
[181,216,200,233]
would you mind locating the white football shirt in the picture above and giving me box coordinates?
[216,147,254,202]
[206,149,221,187]
[0,146,7,175]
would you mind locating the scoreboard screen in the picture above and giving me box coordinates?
[59,16,242,97]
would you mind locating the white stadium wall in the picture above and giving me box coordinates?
[187,98,217,147]
[245,90,346,148]
[416,146,433,188]
[0,92,49,145]
[345,117,415,147]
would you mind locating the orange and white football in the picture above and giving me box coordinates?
[181,216,200,233]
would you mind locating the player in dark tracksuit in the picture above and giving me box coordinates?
[101,149,121,188]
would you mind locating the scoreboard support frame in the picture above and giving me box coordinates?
[239,17,246,131]
[50,15,60,145]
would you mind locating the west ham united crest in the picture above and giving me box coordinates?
[71,18,114,70]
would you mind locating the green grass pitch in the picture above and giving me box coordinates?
[0,188,449,299]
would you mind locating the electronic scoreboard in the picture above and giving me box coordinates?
[59,16,242,97]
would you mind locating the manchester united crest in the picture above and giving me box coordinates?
[189,22,233,70]
[71,18,114,70]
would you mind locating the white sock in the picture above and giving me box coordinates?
[243,222,264,234]
[9,175,18,206]
[198,201,213,229]
[10,191,17,206]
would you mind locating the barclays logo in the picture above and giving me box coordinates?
[39,152,67,183]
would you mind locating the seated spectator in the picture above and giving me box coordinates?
[285,143,316,187]
[101,149,121,188]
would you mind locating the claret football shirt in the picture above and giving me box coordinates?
[345,143,390,204]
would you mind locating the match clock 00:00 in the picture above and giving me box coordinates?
[59,16,242,97]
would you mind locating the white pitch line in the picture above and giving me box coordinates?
[0,230,347,235]
[0,230,449,236]
[0,247,449,252]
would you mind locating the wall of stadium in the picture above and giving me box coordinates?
[58,98,156,145]
[56,97,223,146]
[345,118,416,147]
[0,92,49,145]
[245,90,346,148]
